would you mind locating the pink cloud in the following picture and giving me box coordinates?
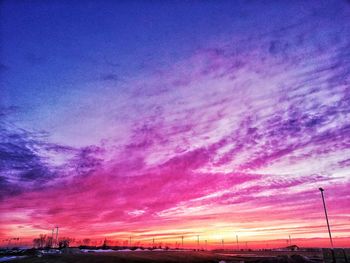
[1,1,350,249]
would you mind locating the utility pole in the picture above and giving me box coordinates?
[181,236,184,248]
[197,235,199,250]
[55,226,59,248]
[236,235,239,250]
[319,188,334,248]
[51,229,55,248]
[289,235,292,246]
[129,236,132,247]
[222,239,224,250]
[205,240,207,251]
[152,238,155,247]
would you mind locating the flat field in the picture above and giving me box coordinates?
[6,251,232,263]
[6,250,324,263]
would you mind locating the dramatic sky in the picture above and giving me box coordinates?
[1,0,350,248]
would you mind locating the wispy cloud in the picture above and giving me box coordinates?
[0,0,349,247]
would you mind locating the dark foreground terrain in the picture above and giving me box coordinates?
[3,251,230,263]
[4,250,326,263]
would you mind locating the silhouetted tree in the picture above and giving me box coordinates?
[58,237,72,248]
[33,238,40,248]
[32,234,48,248]
[39,234,46,248]
[102,238,108,248]
[82,238,91,246]
[45,236,53,248]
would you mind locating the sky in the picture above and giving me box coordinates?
[0,0,350,249]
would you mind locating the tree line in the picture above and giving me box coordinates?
[32,234,73,249]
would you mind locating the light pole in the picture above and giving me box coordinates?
[51,229,55,248]
[319,188,333,248]
[55,226,59,248]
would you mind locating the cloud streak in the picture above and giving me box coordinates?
[0,0,350,248]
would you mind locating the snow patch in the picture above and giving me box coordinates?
[81,249,115,253]
[0,256,27,262]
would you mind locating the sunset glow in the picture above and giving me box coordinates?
[1,0,350,249]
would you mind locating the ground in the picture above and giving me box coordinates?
[6,250,325,263]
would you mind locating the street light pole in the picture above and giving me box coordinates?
[319,188,333,248]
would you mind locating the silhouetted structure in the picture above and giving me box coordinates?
[319,188,333,247]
